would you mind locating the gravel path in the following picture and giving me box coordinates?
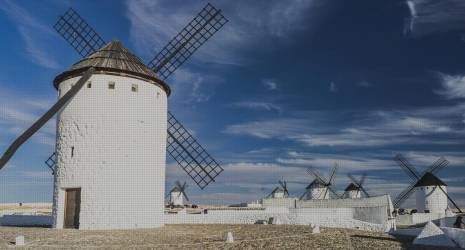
[0,225,462,249]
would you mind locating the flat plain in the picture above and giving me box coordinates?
[0,224,462,250]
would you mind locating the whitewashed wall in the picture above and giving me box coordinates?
[416,186,447,213]
[53,74,167,230]
[166,195,396,232]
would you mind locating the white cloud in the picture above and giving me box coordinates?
[405,0,465,36]
[224,105,465,147]
[169,68,217,103]
[357,81,372,88]
[329,81,338,92]
[436,73,465,99]
[0,1,60,69]
[125,0,334,65]
[232,101,282,113]
[0,87,56,145]
[262,79,278,90]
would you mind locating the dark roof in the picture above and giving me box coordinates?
[170,186,182,193]
[306,179,326,189]
[414,172,447,187]
[344,183,359,191]
[53,40,170,95]
[272,186,284,193]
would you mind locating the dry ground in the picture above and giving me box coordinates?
[0,224,462,250]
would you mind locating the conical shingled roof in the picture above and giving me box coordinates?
[54,40,170,95]
[170,186,182,193]
[344,183,359,191]
[306,179,326,189]
[414,172,447,187]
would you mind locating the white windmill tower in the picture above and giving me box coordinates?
[343,173,370,199]
[266,180,289,199]
[0,5,228,230]
[168,181,189,207]
[393,154,462,214]
[300,164,340,200]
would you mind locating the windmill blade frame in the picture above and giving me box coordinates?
[359,186,370,198]
[148,3,228,80]
[44,152,57,175]
[393,182,417,208]
[299,189,309,200]
[180,181,190,201]
[0,68,96,170]
[359,173,367,187]
[347,174,359,187]
[306,168,328,184]
[328,163,339,184]
[348,173,370,197]
[52,7,226,190]
[394,154,421,180]
[167,112,224,189]
[436,185,462,213]
[327,186,340,199]
[427,157,449,175]
[53,8,106,57]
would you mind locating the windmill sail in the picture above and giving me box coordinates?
[167,112,223,189]
[148,3,228,80]
[0,68,96,170]
[54,8,106,57]
[50,6,227,189]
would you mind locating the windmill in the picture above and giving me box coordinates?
[0,4,228,230]
[344,173,370,199]
[300,163,340,200]
[267,180,289,199]
[168,181,189,207]
[393,154,462,214]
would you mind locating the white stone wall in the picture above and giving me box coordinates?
[396,212,451,226]
[170,192,183,206]
[416,186,447,213]
[53,74,167,230]
[308,187,329,199]
[165,195,396,232]
[165,208,394,232]
[346,190,361,199]
[273,191,285,198]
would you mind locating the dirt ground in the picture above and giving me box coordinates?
[0,224,462,250]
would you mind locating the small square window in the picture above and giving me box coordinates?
[108,82,115,89]
[87,81,92,88]
[131,84,138,92]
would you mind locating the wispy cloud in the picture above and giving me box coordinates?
[224,105,465,147]
[232,101,282,113]
[125,0,335,65]
[0,86,56,145]
[0,1,60,69]
[329,81,338,92]
[262,79,278,91]
[357,81,372,88]
[169,68,221,103]
[436,73,465,99]
[405,0,465,37]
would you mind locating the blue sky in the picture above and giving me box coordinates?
[1,0,465,207]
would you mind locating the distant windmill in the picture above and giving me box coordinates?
[344,173,370,199]
[168,181,189,207]
[300,163,340,200]
[393,154,462,213]
[267,180,289,199]
[0,4,228,229]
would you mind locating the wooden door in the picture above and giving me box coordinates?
[64,188,81,229]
